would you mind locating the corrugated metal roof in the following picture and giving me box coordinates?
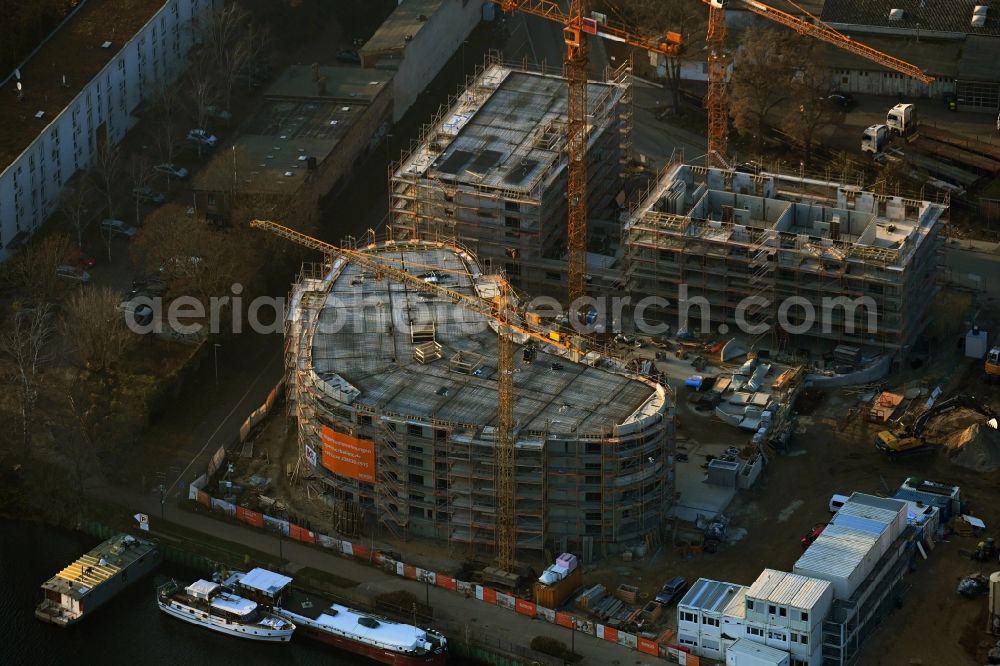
[847,493,907,514]
[794,525,878,578]
[679,578,746,614]
[746,569,831,609]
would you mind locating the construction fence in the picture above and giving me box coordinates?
[185,386,698,665]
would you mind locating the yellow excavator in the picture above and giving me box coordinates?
[876,394,998,460]
[986,346,1000,383]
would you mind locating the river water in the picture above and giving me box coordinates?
[0,521,370,666]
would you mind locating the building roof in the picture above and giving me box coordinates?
[193,65,392,194]
[361,0,444,61]
[0,0,167,170]
[41,534,158,600]
[679,578,747,615]
[727,638,790,663]
[306,243,667,436]
[793,525,879,581]
[237,568,293,596]
[746,569,832,610]
[821,0,1000,37]
[397,65,624,196]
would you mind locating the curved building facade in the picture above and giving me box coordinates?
[286,239,674,559]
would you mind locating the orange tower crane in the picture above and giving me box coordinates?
[496,1,681,309]
[250,220,588,573]
[701,0,935,167]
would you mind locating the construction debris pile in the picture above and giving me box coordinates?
[943,421,1000,472]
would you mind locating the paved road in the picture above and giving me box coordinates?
[945,242,1000,297]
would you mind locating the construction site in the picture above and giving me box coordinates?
[390,56,634,295]
[276,228,674,563]
[623,163,949,352]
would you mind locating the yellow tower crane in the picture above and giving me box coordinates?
[250,220,586,573]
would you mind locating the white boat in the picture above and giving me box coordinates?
[157,579,294,642]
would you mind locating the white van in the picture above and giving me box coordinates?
[829,494,849,513]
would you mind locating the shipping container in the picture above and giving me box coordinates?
[793,526,879,600]
[534,566,583,609]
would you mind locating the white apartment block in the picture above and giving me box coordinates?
[0,0,219,261]
[744,569,833,666]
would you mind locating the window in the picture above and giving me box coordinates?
[206,193,217,207]
[779,606,787,617]
[746,600,755,610]
[768,605,776,615]
[703,617,719,627]
[584,492,601,502]
[407,457,424,468]
[800,633,809,645]
[767,630,786,641]
[800,611,809,622]
[585,475,600,485]
[545,271,561,282]
[680,611,697,623]
[747,627,763,637]
[505,200,520,212]
[408,473,424,485]
[679,637,697,646]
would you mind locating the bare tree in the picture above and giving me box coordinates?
[59,179,94,249]
[188,62,221,157]
[2,233,73,302]
[91,140,122,219]
[595,0,706,115]
[241,21,271,91]
[63,286,135,371]
[729,28,793,155]
[0,304,55,455]
[150,81,182,174]
[129,155,155,227]
[782,49,834,166]
[205,3,252,110]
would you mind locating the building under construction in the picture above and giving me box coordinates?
[390,57,632,295]
[285,239,674,561]
[623,164,948,351]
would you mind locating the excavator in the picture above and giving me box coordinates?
[875,394,999,460]
[986,345,1000,383]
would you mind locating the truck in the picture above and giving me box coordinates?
[861,124,888,154]
[886,103,918,136]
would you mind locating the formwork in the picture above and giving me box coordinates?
[285,237,674,560]
[623,164,948,352]
[389,54,632,296]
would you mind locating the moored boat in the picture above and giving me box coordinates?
[157,578,294,642]
[226,568,448,664]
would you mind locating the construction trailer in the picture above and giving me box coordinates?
[390,55,632,297]
[284,239,675,561]
[623,164,948,352]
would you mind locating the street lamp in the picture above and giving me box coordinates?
[213,343,221,385]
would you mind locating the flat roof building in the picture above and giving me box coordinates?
[192,64,392,225]
[285,239,674,560]
[391,59,632,296]
[623,164,947,351]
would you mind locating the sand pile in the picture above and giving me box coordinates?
[943,421,1000,472]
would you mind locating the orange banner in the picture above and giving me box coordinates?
[321,427,375,482]
[436,575,457,591]
[289,524,315,543]
[236,506,264,528]
[602,626,618,642]
[556,612,574,629]
[351,543,371,560]
[638,637,659,656]
[515,598,537,616]
[403,564,417,579]
[482,587,497,604]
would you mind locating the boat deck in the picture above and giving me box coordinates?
[283,587,335,621]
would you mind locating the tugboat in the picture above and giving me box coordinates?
[225,568,448,664]
[157,578,295,642]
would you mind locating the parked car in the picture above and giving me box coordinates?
[654,576,689,606]
[826,93,857,109]
[801,523,828,548]
[101,219,138,239]
[55,264,91,283]
[132,186,166,205]
[186,128,218,148]
[65,248,97,269]
[336,49,361,64]
[204,105,232,121]
[118,299,154,327]
[154,163,189,179]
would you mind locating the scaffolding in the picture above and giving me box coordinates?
[284,236,675,559]
[623,164,948,352]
